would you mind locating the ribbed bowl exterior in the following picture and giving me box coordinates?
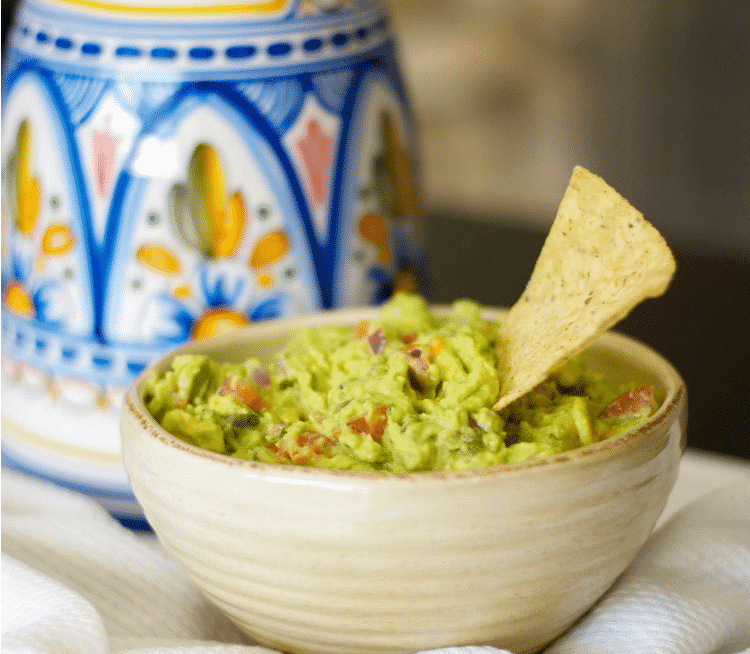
[120,308,686,654]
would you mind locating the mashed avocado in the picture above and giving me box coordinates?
[143,293,657,471]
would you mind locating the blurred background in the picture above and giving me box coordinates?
[389,0,749,253]
[386,0,750,461]
[3,0,749,459]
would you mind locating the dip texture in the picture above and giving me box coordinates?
[143,293,657,471]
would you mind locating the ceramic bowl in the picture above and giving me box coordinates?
[120,306,687,654]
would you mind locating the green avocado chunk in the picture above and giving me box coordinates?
[144,292,656,470]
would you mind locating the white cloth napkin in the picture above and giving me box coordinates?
[2,467,749,654]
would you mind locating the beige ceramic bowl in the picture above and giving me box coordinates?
[121,306,687,654]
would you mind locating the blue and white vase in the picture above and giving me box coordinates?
[1,0,426,526]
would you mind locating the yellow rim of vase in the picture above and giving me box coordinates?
[2,414,124,466]
[48,0,287,16]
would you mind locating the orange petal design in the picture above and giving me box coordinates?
[172,284,192,298]
[191,308,249,340]
[250,230,289,269]
[41,223,75,255]
[5,282,35,318]
[256,272,274,288]
[358,212,391,262]
[137,243,182,275]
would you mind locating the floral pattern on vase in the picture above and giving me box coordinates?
[1,0,426,523]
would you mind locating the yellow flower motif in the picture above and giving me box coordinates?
[256,272,274,288]
[137,243,183,275]
[5,282,35,318]
[41,223,75,256]
[191,308,249,340]
[170,143,246,259]
[172,284,192,298]
[6,119,41,236]
[250,229,289,269]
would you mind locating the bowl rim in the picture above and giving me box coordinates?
[122,304,687,485]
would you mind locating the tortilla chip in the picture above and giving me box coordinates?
[493,166,676,412]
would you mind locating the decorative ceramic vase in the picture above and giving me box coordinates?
[1,0,425,525]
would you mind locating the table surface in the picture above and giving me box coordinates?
[426,213,750,461]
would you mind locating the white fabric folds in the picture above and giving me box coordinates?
[2,467,749,654]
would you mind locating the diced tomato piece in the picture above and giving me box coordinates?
[370,404,387,443]
[367,328,386,354]
[354,319,370,339]
[402,331,417,345]
[427,335,446,361]
[275,441,307,464]
[346,415,370,435]
[345,404,388,443]
[251,396,272,412]
[218,373,271,411]
[296,431,330,455]
[598,385,656,419]
[218,374,255,404]
[275,431,330,465]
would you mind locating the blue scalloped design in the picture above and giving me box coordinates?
[81,42,102,56]
[115,45,141,58]
[10,0,393,77]
[1,0,425,521]
[1,312,165,387]
[311,68,354,114]
[236,79,305,134]
[188,46,214,60]
[51,73,111,126]
[55,37,74,50]
[150,47,177,60]
[225,45,257,60]
[3,64,99,334]
[139,82,182,116]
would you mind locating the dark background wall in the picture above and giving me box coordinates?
[427,214,750,461]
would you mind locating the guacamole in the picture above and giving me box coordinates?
[143,293,657,471]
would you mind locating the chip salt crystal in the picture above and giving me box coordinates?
[494,166,676,413]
